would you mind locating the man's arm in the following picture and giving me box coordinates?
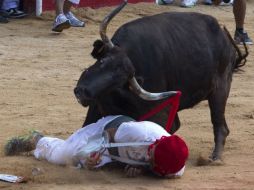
[85,152,102,170]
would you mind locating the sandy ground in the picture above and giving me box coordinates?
[0,1,254,189]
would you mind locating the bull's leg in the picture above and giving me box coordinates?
[82,103,102,127]
[208,83,231,160]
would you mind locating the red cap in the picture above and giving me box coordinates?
[149,135,189,176]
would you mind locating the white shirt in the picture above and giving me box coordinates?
[115,121,170,162]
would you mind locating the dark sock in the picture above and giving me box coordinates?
[236,28,244,34]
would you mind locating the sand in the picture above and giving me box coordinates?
[0,1,254,189]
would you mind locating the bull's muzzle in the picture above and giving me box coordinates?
[74,86,93,106]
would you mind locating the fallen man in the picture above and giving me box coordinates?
[4,115,188,178]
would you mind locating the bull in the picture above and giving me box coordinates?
[74,1,248,161]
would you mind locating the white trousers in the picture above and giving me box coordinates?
[1,0,19,10]
[68,0,80,5]
[1,0,80,10]
[33,116,119,166]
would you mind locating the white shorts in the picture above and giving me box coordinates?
[68,0,80,5]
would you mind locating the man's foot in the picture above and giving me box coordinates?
[220,0,233,5]
[222,0,231,3]
[181,0,197,7]
[0,15,8,23]
[204,0,233,5]
[203,0,212,5]
[52,14,71,32]
[4,130,43,156]
[155,0,174,5]
[234,30,253,45]
[5,8,27,18]
[65,12,85,27]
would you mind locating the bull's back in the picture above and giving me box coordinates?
[113,12,227,72]
[112,12,232,109]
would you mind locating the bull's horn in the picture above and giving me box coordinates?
[129,77,177,101]
[100,0,128,48]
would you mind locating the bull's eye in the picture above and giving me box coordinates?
[84,68,89,74]
[100,56,114,65]
[100,59,104,64]
[99,59,107,69]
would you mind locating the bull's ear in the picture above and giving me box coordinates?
[91,40,108,59]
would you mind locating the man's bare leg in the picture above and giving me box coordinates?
[64,0,85,27]
[233,0,252,44]
[63,0,73,14]
[55,0,65,15]
[234,0,245,30]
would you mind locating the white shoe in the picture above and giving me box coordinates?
[65,11,85,27]
[155,0,174,5]
[52,13,71,32]
[220,0,233,6]
[181,0,197,7]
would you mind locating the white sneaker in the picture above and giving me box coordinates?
[181,0,197,7]
[65,12,85,27]
[52,13,71,32]
[204,0,233,5]
[155,0,174,5]
[220,0,233,6]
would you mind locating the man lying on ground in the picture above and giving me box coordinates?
[4,115,189,178]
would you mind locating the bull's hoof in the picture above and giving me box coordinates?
[196,154,224,166]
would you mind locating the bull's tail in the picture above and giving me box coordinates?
[223,26,248,72]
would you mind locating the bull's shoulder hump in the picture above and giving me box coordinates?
[111,11,221,45]
[117,11,218,28]
[162,12,218,23]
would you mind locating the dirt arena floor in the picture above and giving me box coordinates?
[0,1,254,189]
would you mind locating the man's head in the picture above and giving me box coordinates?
[148,135,189,177]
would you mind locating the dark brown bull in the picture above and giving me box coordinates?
[74,1,248,161]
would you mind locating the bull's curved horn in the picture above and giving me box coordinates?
[100,0,128,48]
[129,77,177,101]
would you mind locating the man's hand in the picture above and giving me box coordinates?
[85,152,101,170]
[124,165,143,177]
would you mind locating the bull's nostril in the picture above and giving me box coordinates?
[74,87,82,97]
[74,86,92,99]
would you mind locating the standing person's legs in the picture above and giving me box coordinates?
[1,0,27,18]
[233,0,252,44]
[233,0,245,31]
[213,0,252,44]
[64,0,85,27]
[52,0,71,32]
[52,0,84,32]
[55,0,65,15]
[180,0,197,8]
[0,0,9,23]
[1,0,18,10]
[63,0,72,13]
